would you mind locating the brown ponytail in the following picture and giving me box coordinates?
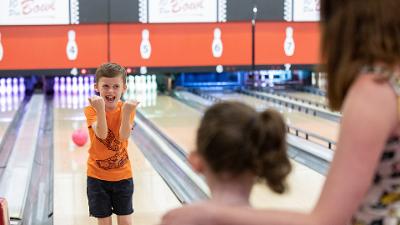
[196,102,291,194]
[256,109,291,194]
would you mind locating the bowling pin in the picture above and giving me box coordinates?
[66,77,72,95]
[212,28,223,58]
[78,76,84,94]
[139,75,144,94]
[0,78,5,95]
[89,76,95,95]
[123,77,129,100]
[141,75,146,93]
[146,75,152,92]
[72,77,78,94]
[129,76,135,94]
[83,76,89,93]
[19,77,25,95]
[134,76,140,93]
[12,78,18,95]
[6,78,12,94]
[151,75,157,92]
[66,30,78,61]
[284,63,292,81]
[0,32,3,62]
[60,77,66,93]
[284,27,295,56]
[54,77,59,92]
[6,81,12,111]
[134,75,140,94]
[140,29,151,59]
[312,72,316,86]
[319,72,326,90]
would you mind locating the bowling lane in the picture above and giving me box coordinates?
[139,94,324,212]
[138,95,202,152]
[53,94,181,225]
[0,92,25,143]
[211,92,338,143]
[285,91,327,106]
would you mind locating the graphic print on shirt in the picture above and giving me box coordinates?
[96,128,129,170]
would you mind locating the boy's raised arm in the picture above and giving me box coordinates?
[88,96,108,140]
[120,100,139,140]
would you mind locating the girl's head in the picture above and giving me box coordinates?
[320,0,400,110]
[191,101,291,194]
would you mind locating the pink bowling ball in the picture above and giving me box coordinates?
[72,129,88,147]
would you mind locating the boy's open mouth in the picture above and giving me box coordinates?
[105,95,116,103]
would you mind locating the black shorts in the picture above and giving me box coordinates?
[87,176,134,218]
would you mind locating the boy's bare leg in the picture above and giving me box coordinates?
[117,215,132,225]
[98,216,112,225]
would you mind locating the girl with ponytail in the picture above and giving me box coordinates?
[188,101,291,206]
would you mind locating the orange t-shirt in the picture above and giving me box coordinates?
[84,101,136,181]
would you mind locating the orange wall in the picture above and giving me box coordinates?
[110,23,252,67]
[0,22,320,70]
[256,22,320,65]
[0,25,108,70]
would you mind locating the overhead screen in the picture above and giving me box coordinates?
[0,0,320,25]
[0,0,78,25]
[227,0,285,21]
[137,0,320,23]
[0,0,111,25]
[110,0,140,23]
[78,0,108,23]
[138,0,226,23]
[292,0,320,22]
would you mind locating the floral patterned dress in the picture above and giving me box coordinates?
[352,67,400,225]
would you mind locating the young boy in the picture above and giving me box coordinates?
[84,63,139,225]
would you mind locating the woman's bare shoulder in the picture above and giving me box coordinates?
[349,73,396,100]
